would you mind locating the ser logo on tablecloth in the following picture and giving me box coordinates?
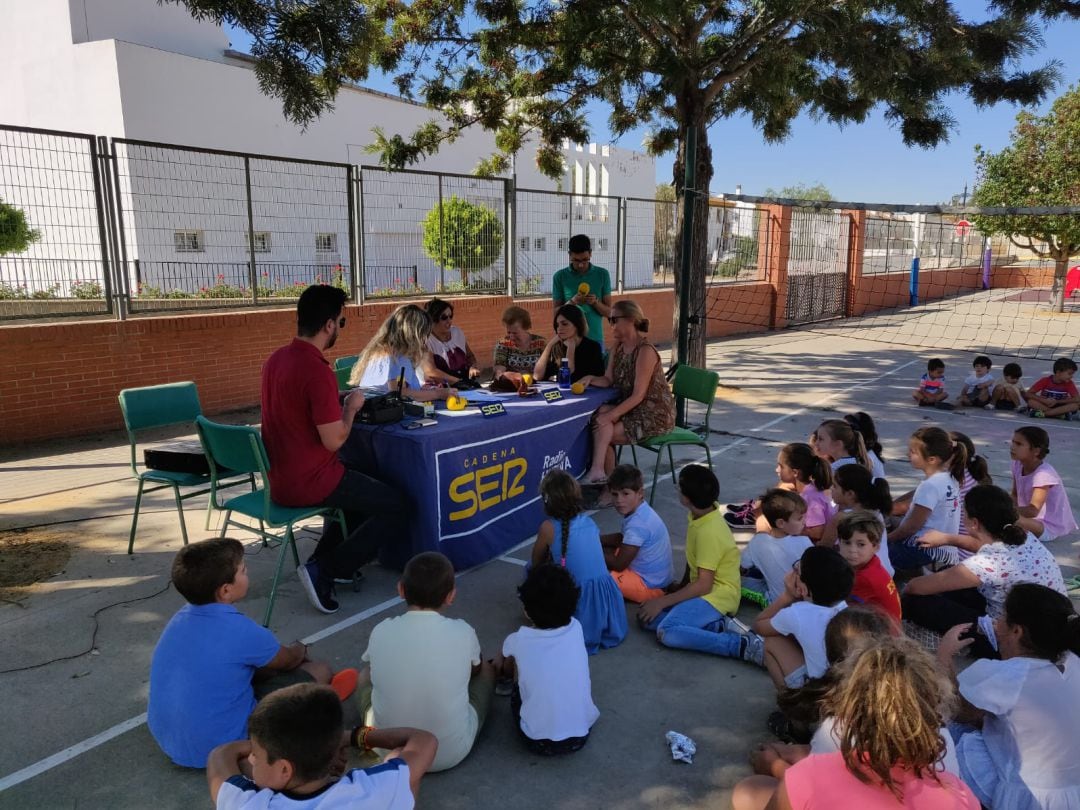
[448,445,527,521]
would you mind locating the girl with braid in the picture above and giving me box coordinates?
[530,470,627,654]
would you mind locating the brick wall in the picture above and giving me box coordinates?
[0,285,774,444]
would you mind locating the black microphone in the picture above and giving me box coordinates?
[396,366,406,398]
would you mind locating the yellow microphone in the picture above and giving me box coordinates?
[577,282,590,296]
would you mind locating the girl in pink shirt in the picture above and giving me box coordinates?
[733,635,979,810]
[1010,426,1078,542]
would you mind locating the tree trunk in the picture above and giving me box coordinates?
[671,117,712,370]
[1051,253,1068,313]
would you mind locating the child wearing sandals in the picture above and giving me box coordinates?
[1010,426,1078,543]
[887,427,965,571]
[939,583,1080,810]
[726,443,833,543]
[530,469,627,654]
[497,564,599,755]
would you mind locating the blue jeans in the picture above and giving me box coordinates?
[642,597,742,657]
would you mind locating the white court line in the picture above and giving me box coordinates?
[0,714,148,792]
[0,354,920,793]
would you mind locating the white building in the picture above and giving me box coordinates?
[0,0,657,298]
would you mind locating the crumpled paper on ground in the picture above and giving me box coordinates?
[666,730,697,763]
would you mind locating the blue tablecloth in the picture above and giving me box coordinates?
[340,386,614,570]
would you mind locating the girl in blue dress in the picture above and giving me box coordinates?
[531,470,628,654]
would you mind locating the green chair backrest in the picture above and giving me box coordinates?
[119,382,203,477]
[119,382,202,432]
[335,365,354,390]
[671,365,719,407]
[334,355,359,370]
[196,416,274,516]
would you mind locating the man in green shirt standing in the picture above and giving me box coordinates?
[551,234,613,345]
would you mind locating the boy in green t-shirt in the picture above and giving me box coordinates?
[637,464,743,655]
[552,234,612,344]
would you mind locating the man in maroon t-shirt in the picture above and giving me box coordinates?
[261,285,407,614]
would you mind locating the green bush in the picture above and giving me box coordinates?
[421,196,503,285]
[0,199,41,256]
[71,280,104,299]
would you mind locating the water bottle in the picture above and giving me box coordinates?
[558,357,572,390]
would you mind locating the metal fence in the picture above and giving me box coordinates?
[110,139,353,312]
[5,122,1063,327]
[0,126,112,316]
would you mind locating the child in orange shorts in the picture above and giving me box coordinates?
[601,465,674,602]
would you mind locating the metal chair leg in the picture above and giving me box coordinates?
[128,478,147,555]
[668,445,678,485]
[173,485,190,546]
[219,510,233,539]
[264,526,295,627]
[649,451,663,504]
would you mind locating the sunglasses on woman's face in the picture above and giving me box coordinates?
[608,315,628,325]
[439,312,454,322]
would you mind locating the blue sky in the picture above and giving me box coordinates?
[226,15,1079,204]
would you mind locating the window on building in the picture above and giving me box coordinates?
[533,237,546,251]
[597,237,610,251]
[174,230,204,253]
[518,237,530,251]
[315,233,338,253]
[557,237,569,251]
[252,232,271,253]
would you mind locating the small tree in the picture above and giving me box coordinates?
[763,183,834,202]
[973,85,1080,312]
[0,198,41,256]
[421,196,503,287]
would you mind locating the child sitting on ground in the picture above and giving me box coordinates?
[991,362,1025,410]
[843,411,886,480]
[887,426,965,571]
[1024,356,1080,419]
[497,564,599,755]
[601,464,674,603]
[1010,426,1078,542]
[904,484,1066,659]
[812,419,872,475]
[726,443,832,542]
[359,552,494,772]
[836,511,900,623]
[821,463,894,576]
[958,355,995,408]
[912,357,949,407]
[741,489,813,604]
[638,464,741,655]
[530,469,627,653]
[148,538,353,769]
[750,545,854,691]
[207,683,437,809]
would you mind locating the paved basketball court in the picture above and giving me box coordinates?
[1,306,1078,809]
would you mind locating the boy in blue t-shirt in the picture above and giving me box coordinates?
[148,538,345,768]
[601,465,674,602]
[208,683,437,809]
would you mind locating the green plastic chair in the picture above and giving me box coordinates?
[624,365,719,503]
[195,415,348,626]
[119,382,253,554]
[334,355,358,391]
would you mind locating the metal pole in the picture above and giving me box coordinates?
[982,238,992,290]
[357,167,367,303]
[909,257,920,307]
[506,175,516,297]
[438,174,445,291]
[675,124,697,427]
[243,156,258,305]
[346,164,359,303]
[616,197,627,293]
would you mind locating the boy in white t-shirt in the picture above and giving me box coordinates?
[602,465,675,603]
[207,682,436,810]
[741,489,813,605]
[959,355,995,408]
[496,564,599,755]
[750,546,853,691]
[360,552,494,772]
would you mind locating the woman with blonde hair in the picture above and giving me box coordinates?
[577,300,674,483]
[349,304,449,402]
[734,635,978,810]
